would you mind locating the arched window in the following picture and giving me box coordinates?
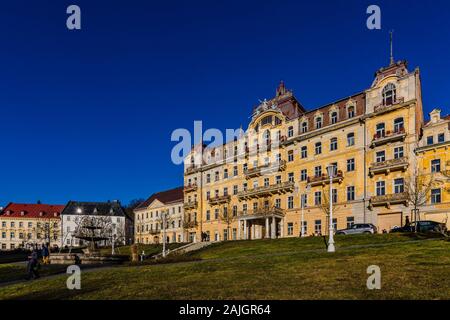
[301,121,308,133]
[382,83,396,106]
[394,117,404,133]
[347,106,355,118]
[315,117,323,129]
[330,111,338,124]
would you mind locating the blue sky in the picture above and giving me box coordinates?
[0,0,449,206]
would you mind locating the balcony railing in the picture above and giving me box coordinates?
[208,195,231,205]
[238,206,286,218]
[371,128,406,148]
[307,171,344,187]
[369,192,408,210]
[237,181,295,200]
[184,184,198,193]
[184,166,199,175]
[369,157,409,176]
[374,97,405,113]
[245,160,286,179]
[183,221,198,229]
[149,229,160,235]
[183,200,198,210]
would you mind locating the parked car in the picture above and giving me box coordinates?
[335,223,377,235]
[390,221,447,233]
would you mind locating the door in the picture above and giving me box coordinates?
[378,212,402,233]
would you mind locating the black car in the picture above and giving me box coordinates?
[390,220,447,233]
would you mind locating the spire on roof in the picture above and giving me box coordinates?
[276,80,286,97]
[389,30,395,66]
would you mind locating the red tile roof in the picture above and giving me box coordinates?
[135,187,183,210]
[0,203,65,219]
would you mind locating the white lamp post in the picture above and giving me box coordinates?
[326,165,336,253]
[162,210,168,258]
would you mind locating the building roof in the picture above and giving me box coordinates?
[0,203,65,219]
[61,201,128,218]
[135,187,184,210]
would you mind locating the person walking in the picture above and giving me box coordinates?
[26,249,40,280]
[42,244,50,264]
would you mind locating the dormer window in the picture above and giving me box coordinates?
[315,117,323,129]
[39,212,43,217]
[21,211,25,216]
[382,83,396,106]
[347,106,355,118]
[301,121,308,133]
[330,112,338,124]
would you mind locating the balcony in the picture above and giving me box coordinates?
[208,195,231,206]
[184,166,199,175]
[183,221,198,229]
[371,128,406,148]
[238,206,286,218]
[183,200,198,210]
[373,97,405,113]
[184,184,198,193]
[369,192,408,210]
[307,171,344,187]
[369,157,409,177]
[245,160,286,179]
[149,229,161,235]
[237,181,295,200]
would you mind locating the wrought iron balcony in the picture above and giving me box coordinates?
[307,171,344,187]
[208,195,231,205]
[184,184,198,193]
[373,97,405,113]
[184,166,199,175]
[369,192,408,210]
[238,206,285,218]
[371,128,406,148]
[237,181,295,200]
[183,221,198,229]
[183,200,198,210]
[369,157,409,176]
[149,229,160,235]
[245,160,286,179]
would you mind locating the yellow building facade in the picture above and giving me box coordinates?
[183,60,449,242]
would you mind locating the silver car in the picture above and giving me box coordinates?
[335,223,377,235]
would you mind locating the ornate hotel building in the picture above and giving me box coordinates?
[182,59,449,242]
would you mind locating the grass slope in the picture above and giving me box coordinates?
[0,234,448,300]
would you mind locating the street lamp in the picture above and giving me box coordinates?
[326,164,336,253]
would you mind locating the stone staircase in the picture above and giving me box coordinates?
[152,241,214,259]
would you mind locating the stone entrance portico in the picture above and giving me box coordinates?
[237,207,285,240]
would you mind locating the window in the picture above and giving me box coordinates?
[214,209,219,220]
[206,191,210,200]
[331,111,338,124]
[376,151,386,163]
[233,185,238,195]
[10,232,15,239]
[315,142,322,155]
[215,171,219,181]
[347,158,355,172]
[223,187,228,196]
[243,183,248,191]
[275,198,281,208]
[223,207,228,218]
[288,172,294,183]
[264,178,270,187]
[1,232,5,239]
[431,189,441,204]
[315,117,323,129]
[275,175,281,184]
[19,222,23,228]
[394,117,404,133]
[233,166,238,176]
[243,203,248,212]
[206,174,211,183]
[376,123,385,138]
[233,206,238,217]
[287,196,294,209]
[301,146,307,158]
[314,191,322,205]
[243,163,248,172]
[347,186,355,201]
[346,217,355,228]
[427,136,434,145]
[347,133,355,146]
[11,222,15,228]
[330,137,338,151]
[301,122,308,133]
[253,202,258,210]
[394,146,404,159]
[275,153,282,163]
[332,218,337,231]
[288,150,294,162]
[314,220,322,235]
[382,83,396,106]
[288,126,294,137]
[394,178,404,194]
[301,221,308,234]
[223,229,228,241]
[28,222,32,228]
[314,166,322,177]
[376,181,386,196]
[300,169,307,181]
[348,106,355,118]
[223,169,228,179]
[301,194,307,208]
[261,115,272,126]
[332,189,338,203]
[287,223,294,236]
[438,133,445,143]
[431,159,441,173]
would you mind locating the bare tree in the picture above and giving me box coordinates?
[218,204,237,241]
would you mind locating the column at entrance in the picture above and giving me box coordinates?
[280,218,284,238]
[271,217,276,239]
[244,220,248,240]
[265,218,269,239]
[237,219,241,240]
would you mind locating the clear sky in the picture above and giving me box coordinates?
[0,0,449,206]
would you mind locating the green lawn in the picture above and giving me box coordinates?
[98,242,187,256]
[0,234,448,300]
